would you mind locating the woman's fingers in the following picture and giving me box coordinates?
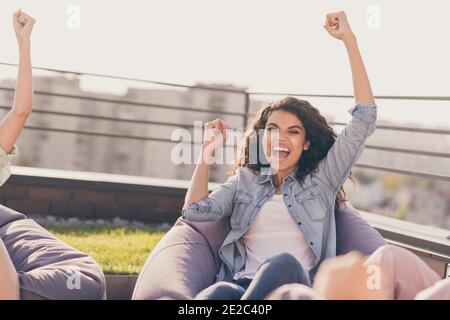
[13,10,35,33]
[324,18,334,33]
[325,13,340,29]
[324,11,352,40]
[327,11,344,21]
[204,119,229,152]
[13,10,22,28]
[204,119,221,141]
[13,9,21,20]
[206,119,229,135]
[324,15,337,36]
[15,11,28,25]
[217,119,229,143]
[326,13,338,23]
[20,13,35,28]
[208,118,229,129]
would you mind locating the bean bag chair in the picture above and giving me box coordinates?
[132,201,387,300]
[0,204,106,300]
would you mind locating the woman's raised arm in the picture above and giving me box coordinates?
[0,10,35,154]
[324,11,374,104]
[314,12,377,192]
[182,119,238,222]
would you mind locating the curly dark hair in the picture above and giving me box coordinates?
[231,96,351,212]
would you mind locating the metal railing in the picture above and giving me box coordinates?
[0,62,449,183]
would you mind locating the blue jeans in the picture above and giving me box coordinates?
[195,252,311,300]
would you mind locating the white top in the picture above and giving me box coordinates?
[234,194,316,280]
[0,145,18,186]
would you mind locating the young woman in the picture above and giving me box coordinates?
[0,9,35,300]
[183,11,378,300]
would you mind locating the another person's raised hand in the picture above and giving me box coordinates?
[13,10,36,47]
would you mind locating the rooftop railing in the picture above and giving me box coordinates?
[0,62,448,182]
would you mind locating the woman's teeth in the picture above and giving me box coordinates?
[272,146,290,160]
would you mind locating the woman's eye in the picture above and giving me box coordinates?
[289,131,300,135]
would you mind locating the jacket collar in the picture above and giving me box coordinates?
[256,167,298,184]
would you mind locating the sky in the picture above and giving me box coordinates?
[0,0,449,127]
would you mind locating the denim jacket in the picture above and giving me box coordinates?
[182,102,377,283]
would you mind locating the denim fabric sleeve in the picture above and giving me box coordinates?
[181,173,238,222]
[0,145,18,187]
[315,102,377,192]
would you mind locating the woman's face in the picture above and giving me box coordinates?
[262,110,310,176]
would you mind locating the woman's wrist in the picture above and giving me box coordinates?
[18,45,31,63]
[197,156,211,167]
[198,148,211,165]
[343,33,360,60]
[199,142,217,165]
[343,32,357,46]
[18,38,31,51]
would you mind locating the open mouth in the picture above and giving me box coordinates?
[272,146,291,161]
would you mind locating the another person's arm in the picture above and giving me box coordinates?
[0,238,20,300]
[0,10,35,154]
[316,12,377,192]
[0,10,34,186]
[182,119,237,221]
[313,251,389,300]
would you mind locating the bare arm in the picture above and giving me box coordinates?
[344,36,374,104]
[182,119,238,221]
[184,159,211,204]
[0,10,35,154]
[184,119,228,205]
[0,238,20,300]
[324,11,374,104]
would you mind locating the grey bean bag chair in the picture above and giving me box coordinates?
[132,201,387,300]
[0,204,106,300]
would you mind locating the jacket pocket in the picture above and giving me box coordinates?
[230,191,252,228]
[294,184,327,221]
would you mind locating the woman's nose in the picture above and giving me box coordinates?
[271,136,288,146]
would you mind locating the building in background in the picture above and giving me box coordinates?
[0,75,248,182]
